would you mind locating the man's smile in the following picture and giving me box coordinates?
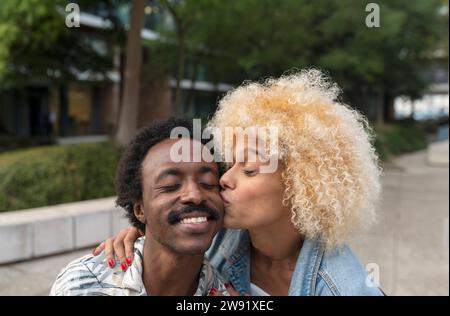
[174,215,217,234]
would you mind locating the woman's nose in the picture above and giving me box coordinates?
[219,168,235,190]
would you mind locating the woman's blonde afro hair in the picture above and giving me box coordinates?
[208,69,383,250]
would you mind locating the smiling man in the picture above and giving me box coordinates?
[50,118,229,296]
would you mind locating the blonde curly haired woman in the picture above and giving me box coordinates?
[94,69,384,296]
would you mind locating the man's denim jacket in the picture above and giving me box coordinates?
[206,228,384,296]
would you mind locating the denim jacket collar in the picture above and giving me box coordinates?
[288,237,324,296]
[224,230,252,295]
[219,229,325,296]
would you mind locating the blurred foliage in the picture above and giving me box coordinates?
[0,0,118,89]
[137,0,448,121]
[187,0,447,101]
[0,0,447,104]
[0,141,121,212]
[374,122,429,161]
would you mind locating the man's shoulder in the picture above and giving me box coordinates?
[50,252,123,296]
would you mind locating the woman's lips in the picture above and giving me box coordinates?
[220,193,231,206]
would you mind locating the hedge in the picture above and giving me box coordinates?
[0,141,121,212]
[374,123,429,161]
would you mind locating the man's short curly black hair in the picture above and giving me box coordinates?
[115,117,213,232]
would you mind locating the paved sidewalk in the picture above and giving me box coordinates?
[0,248,90,296]
[351,142,449,296]
[427,140,449,167]
[0,145,448,296]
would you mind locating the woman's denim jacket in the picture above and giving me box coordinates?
[206,228,384,296]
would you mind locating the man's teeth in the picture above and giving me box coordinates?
[180,217,208,224]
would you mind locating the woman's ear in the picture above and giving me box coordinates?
[133,202,146,225]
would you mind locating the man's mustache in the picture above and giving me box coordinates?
[167,203,221,225]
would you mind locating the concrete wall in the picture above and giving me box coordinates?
[0,197,129,264]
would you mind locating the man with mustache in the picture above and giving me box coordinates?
[50,118,229,296]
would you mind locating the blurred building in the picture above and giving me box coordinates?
[0,2,232,141]
[395,60,449,121]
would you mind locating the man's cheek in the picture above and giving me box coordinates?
[211,194,224,207]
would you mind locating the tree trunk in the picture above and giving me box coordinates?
[116,0,145,147]
[174,31,187,115]
[184,61,199,114]
[59,84,69,137]
[375,85,385,129]
[110,46,123,134]
[410,99,415,120]
[89,86,101,134]
[383,92,395,123]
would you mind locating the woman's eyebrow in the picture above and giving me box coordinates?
[235,147,263,162]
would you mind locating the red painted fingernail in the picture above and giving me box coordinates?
[121,263,127,271]
[126,258,132,266]
[224,282,230,289]
[209,288,217,295]
[108,259,114,268]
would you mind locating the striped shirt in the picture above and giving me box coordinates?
[50,237,229,296]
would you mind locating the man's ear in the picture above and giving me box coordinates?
[133,202,146,225]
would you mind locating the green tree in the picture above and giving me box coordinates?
[182,0,447,123]
[0,0,113,88]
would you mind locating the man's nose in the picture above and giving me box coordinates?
[180,181,206,205]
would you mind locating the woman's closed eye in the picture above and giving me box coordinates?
[243,169,257,176]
